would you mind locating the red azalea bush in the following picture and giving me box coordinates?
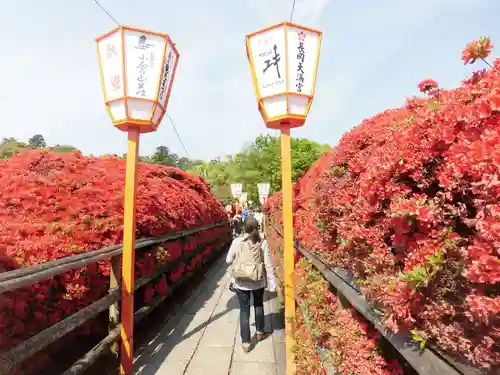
[293,310,326,375]
[265,38,500,371]
[294,256,404,375]
[0,150,230,373]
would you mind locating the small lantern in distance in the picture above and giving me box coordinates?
[258,182,270,205]
[96,26,179,133]
[245,22,322,129]
[257,182,270,198]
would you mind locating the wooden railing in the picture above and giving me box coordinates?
[0,221,230,375]
[270,225,483,375]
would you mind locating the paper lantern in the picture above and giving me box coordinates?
[257,183,271,198]
[96,26,179,133]
[231,183,243,197]
[246,22,322,129]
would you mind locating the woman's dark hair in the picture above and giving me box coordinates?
[233,216,243,235]
[243,216,259,232]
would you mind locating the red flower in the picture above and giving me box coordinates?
[156,277,168,296]
[144,286,155,303]
[418,79,439,94]
[462,37,494,65]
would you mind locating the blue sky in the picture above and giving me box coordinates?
[0,0,499,160]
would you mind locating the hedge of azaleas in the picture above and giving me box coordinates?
[265,38,500,373]
[0,150,230,374]
[267,228,404,375]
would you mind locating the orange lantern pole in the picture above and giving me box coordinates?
[245,22,322,375]
[96,26,180,374]
[120,129,139,372]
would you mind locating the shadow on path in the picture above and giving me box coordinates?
[133,256,232,374]
[133,257,286,375]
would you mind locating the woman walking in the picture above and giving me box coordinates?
[225,216,277,353]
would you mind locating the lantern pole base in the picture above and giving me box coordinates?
[279,127,296,375]
[120,129,140,375]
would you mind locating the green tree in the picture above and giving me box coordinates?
[187,134,330,205]
[28,134,47,149]
[231,134,330,203]
[2,137,17,144]
[141,145,202,171]
[0,138,27,159]
[0,136,77,159]
[177,156,192,171]
[150,145,179,166]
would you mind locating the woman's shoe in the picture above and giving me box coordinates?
[242,342,251,353]
[256,332,267,341]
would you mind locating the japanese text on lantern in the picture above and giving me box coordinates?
[296,32,305,93]
[263,44,281,79]
[259,41,284,91]
[136,54,148,97]
[135,35,151,98]
[159,51,173,103]
[106,42,121,92]
[107,43,117,59]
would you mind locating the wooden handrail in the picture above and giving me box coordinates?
[0,222,230,375]
[62,238,229,375]
[0,221,229,293]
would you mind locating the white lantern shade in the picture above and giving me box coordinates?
[96,26,179,133]
[257,183,270,198]
[246,22,322,129]
[231,183,243,197]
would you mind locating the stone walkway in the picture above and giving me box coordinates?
[132,256,286,375]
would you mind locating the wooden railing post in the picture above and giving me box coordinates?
[109,255,121,356]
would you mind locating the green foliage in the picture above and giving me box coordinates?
[28,134,47,149]
[410,329,428,349]
[400,251,444,290]
[187,134,330,203]
[0,136,77,159]
[123,145,203,172]
[0,138,27,159]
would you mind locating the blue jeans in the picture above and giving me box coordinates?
[235,288,265,343]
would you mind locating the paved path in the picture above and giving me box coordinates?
[132,256,286,375]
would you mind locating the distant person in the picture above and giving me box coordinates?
[226,217,277,353]
[232,213,243,237]
[254,210,263,229]
[225,205,233,219]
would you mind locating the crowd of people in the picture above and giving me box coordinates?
[226,205,264,237]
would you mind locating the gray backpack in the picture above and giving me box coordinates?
[232,237,265,282]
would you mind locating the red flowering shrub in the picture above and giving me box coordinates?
[265,40,500,372]
[0,150,229,373]
[293,311,326,375]
[292,258,404,375]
